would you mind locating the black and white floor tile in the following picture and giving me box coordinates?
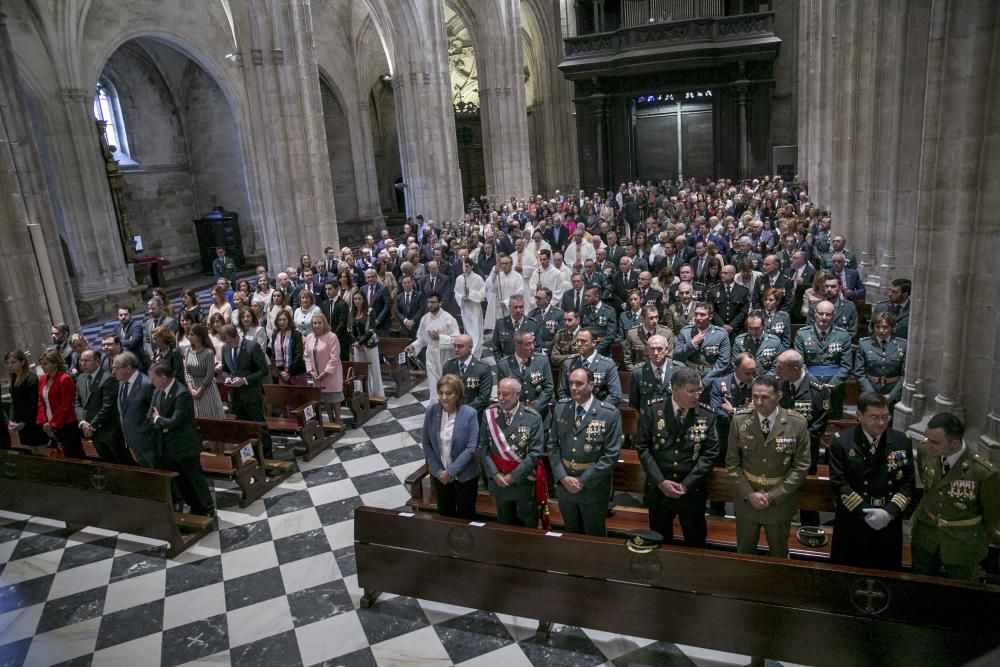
[2,333,790,666]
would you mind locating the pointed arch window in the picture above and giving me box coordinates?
[94,80,133,162]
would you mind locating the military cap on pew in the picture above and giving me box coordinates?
[626,529,664,554]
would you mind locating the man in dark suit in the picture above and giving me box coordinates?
[360,269,391,334]
[112,351,157,468]
[706,265,750,336]
[99,335,123,376]
[148,364,215,517]
[783,250,816,321]
[610,256,639,311]
[560,274,587,315]
[220,325,273,457]
[75,349,129,465]
[830,253,865,301]
[142,297,178,363]
[752,255,794,313]
[293,268,326,307]
[604,232,625,268]
[321,282,350,359]
[117,306,145,367]
[544,221,569,253]
[420,262,453,307]
[392,275,426,339]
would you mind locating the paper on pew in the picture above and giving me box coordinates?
[239,444,254,464]
[398,352,407,364]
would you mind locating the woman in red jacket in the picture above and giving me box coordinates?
[37,349,83,458]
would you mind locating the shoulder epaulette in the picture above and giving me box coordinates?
[735,406,755,415]
[809,380,826,391]
[522,406,542,417]
[698,402,713,413]
[557,397,572,403]
[832,326,848,333]
[972,453,994,471]
[600,400,618,411]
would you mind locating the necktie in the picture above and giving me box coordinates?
[941,458,950,476]
[818,330,827,343]
[405,293,410,311]
[575,405,585,426]
[459,361,466,374]
[761,417,770,435]
[582,358,590,369]
[369,287,374,307]
[431,277,437,291]
[118,381,127,411]
[892,304,901,316]
[676,407,686,423]
[575,292,581,312]
[726,285,732,300]
[84,373,93,397]
[880,340,887,353]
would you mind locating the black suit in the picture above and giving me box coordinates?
[707,283,751,333]
[752,273,795,313]
[293,279,326,308]
[420,274,453,305]
[151,382,214,515]
[321,298,350,360]
[783,265,817,320]
[118,372,157,467]
[75,369,129,465]
[605,245,625,268]
[544,225,569,253]
[221,339,273,456]
[360,283,391,333]
[610,270,639,311]
[560,288,587,315]
[392,289,426,339]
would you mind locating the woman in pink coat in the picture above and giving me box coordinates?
[304,312,344,425]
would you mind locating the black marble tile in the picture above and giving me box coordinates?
[333,441,378,462]
[9,532,68,561]
[95,598,164,650]
[165,556,224,597]
[0,520,27,544]
[36,586,107,634]
[381,445,426,467]
[160,613,229,667]
[351,469,400,495]
[223,566,286,611]
[333,546,356,577]
[0,573,55,614]
[361,420,405,439]
[0,638,31,667]
[219,520,273,553]
[316,496,363,526]
[314,647,377,667]
[214,490,245,510]
[301,463,349,487]
[435,610,514,664]
[411,389,431,402]
[262,489,315,517]
[287,579,354,627]
[109,551,167,583]
[273,528,331,565]
[613,641,697,666]
[356,595,429,645]
[407,428,424,443]
[518,625,606,666]
[389,403,427,419]
[50,654,93,667]
[231,629,303,667]
[58,536,118,571]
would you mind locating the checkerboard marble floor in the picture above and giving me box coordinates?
[1,342,789,667]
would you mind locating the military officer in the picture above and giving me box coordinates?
[496,330,554,424]
[550,309,582,367]
[794,300,853,418]
[581,258,609,300]
[557,329,622,405]
[855,312,905,406]
[872,278,910,340]
[706,265,751,337]
[672,302,732,394]
[622,305,676,370]
[731,312,784,376]
[549,367,623,536]
[629,335,685,410]
[912,413,1000,581]
[580,285,618,356]
[806,276,858,337]
[636,368,718,548]
[828,393,914,570]
[726,375,811,558]
[478,378,546,527]
[441,334,493,416]
[708,353,757,516]
[665,282,698,334]
[492,294,542,358]
[528,287,563,354]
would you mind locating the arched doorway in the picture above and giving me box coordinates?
[319,76,360,223]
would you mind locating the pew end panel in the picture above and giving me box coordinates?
[378,337,416,397]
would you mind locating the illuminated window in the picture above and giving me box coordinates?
[94,81,132,160]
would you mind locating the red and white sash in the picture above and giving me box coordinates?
[486,406,520,464]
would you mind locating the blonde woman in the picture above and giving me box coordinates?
[304,312,344,425]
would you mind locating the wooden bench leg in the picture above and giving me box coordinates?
[360,589,382,609]
[535,620,553,642]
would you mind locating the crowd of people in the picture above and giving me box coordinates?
[3,175,997,582]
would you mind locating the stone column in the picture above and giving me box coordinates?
[734,79,749,179]
[0,7,78,352]
[351,99,385,225]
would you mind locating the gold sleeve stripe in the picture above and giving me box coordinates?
[891,494,909,511]
[841,492,864,511]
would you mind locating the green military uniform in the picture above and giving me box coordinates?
[550,398,623,536]
[806,298,858,337]
[628,360,685,410]
[492,316,542,358]
[496,353,554,422]
[528,305,564,352]
[872,299,909,340]
[820,250,858,270]
[442,356,494,415]
[726,407,811,557]
[855,336,905,403]
[636,399,718,547]
[828,426,914,570]
[732,331,784,377]
[581,302,618,356]
[622,324,676,370]
[478,403,545,527]
[794,325,853,418]
[731,251,763,271]
[673,324,732,387]
[912,444,1000,581]
[557,354,623,405]
[762,309,792,348]
[549,326,580,368]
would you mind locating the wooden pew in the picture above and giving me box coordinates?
[378,337,417,396]
[355,506,1000,666]
[0,450,211,557]
[342,361,386,427]
[196,417,294,506]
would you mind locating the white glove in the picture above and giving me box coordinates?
[863,508,893,531]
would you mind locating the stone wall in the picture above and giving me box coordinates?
[320,80,360,222]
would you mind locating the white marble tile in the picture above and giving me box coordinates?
[279,551,340,595]
[0,548,62,585]
[103,569,167,615]
[370,624,451,666]
[307,478,357,506]
[22,616,100,667]
[163,582,226,630]
[296,449,341,470]
[364,410,394,426]
[266,507,322,541]
[580,627,654,660]
[0,602,44,644]
[361,485,411,510]
[398,414,426,430]
[220,541,279,580]
[675,643,754,667]
[0,539,16,566]
[177,649,231,665]
[90,630,163,666]
[165,532,221,565]
[495,613,543,643]
[341,453,389,477]
[294,610,368,665]
[47,559,114,600]
[64,527,118,546]
[458,642,534,667]
[226,595,294,647]
[392,460,425,483]
[0,510,31,523]
[417,598,476,625]
[23,517,66,533]
[214,500,269,528]
[322,520,355,551]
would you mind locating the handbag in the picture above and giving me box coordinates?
[361,311,379,349]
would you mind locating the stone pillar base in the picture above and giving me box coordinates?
[978,412,1000,466]
[76,284,146,324]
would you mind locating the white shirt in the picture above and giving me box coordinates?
[942,441,967,472]
[439,409,457,468]
[580,351,599,366]
[574,395,594,416]
[758,407,779,432]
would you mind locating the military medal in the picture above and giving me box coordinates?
[657,419,666,430]
[584,444,593,453]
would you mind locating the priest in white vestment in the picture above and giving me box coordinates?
[454,259,486,357]
[527,249,568,309]
[485,255,526,331]
[406,293,460,402]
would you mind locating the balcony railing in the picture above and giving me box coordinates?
[621,0,724,28]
